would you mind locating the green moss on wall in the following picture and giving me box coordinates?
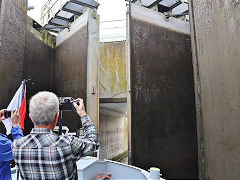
[100,41,127,97]
[26,16,56,48]
[110,150,128,162]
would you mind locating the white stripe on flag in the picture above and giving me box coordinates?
[2,83,24,135]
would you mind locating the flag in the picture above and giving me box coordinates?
[2,81,26,135]
[19,87,26,132]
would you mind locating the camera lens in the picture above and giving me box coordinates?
[64,99,70,102]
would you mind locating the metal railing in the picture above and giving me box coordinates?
[100,19,126,42]
[41,0,69,26]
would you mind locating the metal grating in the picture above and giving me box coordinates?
[40,0,99,34]
[131,0,189,21]
[141,0,159,7]
[160,0,179,7]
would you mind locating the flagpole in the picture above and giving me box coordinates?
[22,78,32,100]
[18,79,27,180]
[22,79,26,101]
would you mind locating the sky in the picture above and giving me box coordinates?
[27,0,47,24]
[97,0,127,22]
[27,0,127,24]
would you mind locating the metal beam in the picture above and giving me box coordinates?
[99,98,127,104]
[165,10,189,18]
[70,0,99,9]
[55,15,72,22]
[49,21,66,27]
[47,29,60,33]
[62,8,82,16]
[169,1,182,10]
[38,26,59,33]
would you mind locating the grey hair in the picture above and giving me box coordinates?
[29,91,59,126]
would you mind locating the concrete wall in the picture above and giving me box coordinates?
[99,106,128,159]
[55,9,99,131]
[9,0,27,12]
[99,41,128,160]
[0,0,56,134]
[128,4,198,179]
[99,41,127,98]
[55,25,88,132]
[0,0,27,133]
[22,32,55,134]
[26,17,56,48]
[189,1,240,179]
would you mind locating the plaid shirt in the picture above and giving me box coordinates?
[12,115,99,180]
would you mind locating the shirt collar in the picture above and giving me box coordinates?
[31,128,53,134]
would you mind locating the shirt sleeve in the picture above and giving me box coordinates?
[71,115,99,161]
[0,126,23,161]
[11,126,24,141]
[0,134,13,161]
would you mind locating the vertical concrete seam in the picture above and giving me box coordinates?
[86,9,99,130]
[127,0,134,165]
[86,9,90,113]
[189,0,206,179]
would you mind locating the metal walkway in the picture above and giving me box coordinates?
[40,0,99,33]
[132,0,189,20]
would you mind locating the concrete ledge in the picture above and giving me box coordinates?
[131,3,190,35]
[99,97,127,103]
[27,17,56,48]
[111,150,128,162]
[56,10,88,46]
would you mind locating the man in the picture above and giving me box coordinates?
[0,109,23,180]
[12,91,99,180]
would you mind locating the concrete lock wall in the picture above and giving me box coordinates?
[189,1,240,179]
[0,0,56,135]
[55,22,88,132]
[22,31,55,134]
[9,0,28,12]
[55,9,99,131]
[0,0,27,133]
[99,41,128,159]
[128,4,198,179]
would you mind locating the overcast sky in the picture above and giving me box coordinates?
[27,0,127,24]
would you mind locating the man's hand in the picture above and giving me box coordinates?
[11,110,20,128]
[73,98,87,117]
[0,109,7,122]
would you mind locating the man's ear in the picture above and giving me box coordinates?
[29,114,34,123]
[54,112,59,125]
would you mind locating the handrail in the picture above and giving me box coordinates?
[41,0,61,19]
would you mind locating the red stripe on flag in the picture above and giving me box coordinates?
[19,89,26,132]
